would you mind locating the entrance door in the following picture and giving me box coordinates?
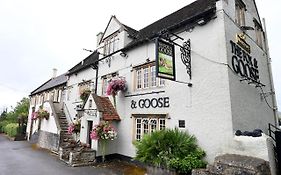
[87,121,93,147]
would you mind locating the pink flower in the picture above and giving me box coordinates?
[106,77,127,96]
[90,121,117,141]
[68,124,75,134]
[90,130,99,140]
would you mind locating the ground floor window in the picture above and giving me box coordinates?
[134,114,166,141]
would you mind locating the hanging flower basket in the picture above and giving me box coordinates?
[33,108,50,120]
[80,89,91,103]
[68,119,81,134]
[106,77,127,107]
[37,109,50,120]
[90,121,117,162]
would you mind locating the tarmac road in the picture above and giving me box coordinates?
[0,134,120,175]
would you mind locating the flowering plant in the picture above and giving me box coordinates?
[90,121,117,140]
[32,112,38,120]
[80,89,91,103]
[32,108,49,120]
[68,119,81,134]
[106,77,127,96]
[37,108,50,120]
[90,121,117,162]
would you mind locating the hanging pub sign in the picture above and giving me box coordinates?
[156,39,176,80]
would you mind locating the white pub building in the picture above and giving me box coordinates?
[27,0,277,164]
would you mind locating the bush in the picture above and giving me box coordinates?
[134,128,206,174]
[3,123,18,137]
[0,120,10,133]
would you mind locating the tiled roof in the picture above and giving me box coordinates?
[122,24,138,38]
[31,73,67,95]
[92,94,121,121]
[123,0,217,50]
[68,51,99,75]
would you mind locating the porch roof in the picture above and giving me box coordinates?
[92,94,121,121]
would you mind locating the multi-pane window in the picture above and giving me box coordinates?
[102,78,109,95]
[159,119,166,130]
[103,34,119,56]
[151,66,157,87]
[102,72,118,95]
[134,63,165,90]
[143,68,149,88]
[235,0,246,26]
[254,20,263,48]
[134,115,166,141]
[136,119,142,141]
[136,69,142,89]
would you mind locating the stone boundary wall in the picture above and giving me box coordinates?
[38,130,60,152]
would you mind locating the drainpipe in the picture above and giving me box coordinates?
[262,18,278,126]
[90,63,99,94]
[95,64,99,94]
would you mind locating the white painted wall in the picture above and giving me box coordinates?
[222,0,275,133]
[94,4,235,162]
[103,17,122,39]
[65,68,96,121]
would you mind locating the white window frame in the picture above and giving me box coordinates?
[235,0,246,26]
[134,115,166,141]
[151,66,157,87]
[134,63,165,91]
[103,34,119,56]
[136,69,142,89]
[143,67,149,89]
[254,20,263,48]
[101,72,118,95]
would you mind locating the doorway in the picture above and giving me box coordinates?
[87,121,93,147]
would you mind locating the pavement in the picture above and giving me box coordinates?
[0,134,130,175]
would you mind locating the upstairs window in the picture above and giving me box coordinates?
[235,0,246,26]
[254,19,263,48]
[101,72,118,95]
[103,33,119,56]
[134,62,165,91]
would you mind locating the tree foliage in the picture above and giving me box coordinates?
[0,97,29,133]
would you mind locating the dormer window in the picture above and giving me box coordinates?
[254,19,263,48]
[235,0,246,26]
[103,33,119,56]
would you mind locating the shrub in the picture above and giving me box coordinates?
[134,128,206,174]
[3,123,18,137]
[0,120,10,133]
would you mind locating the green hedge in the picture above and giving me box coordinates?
[0,120,10,133]
[3,123,18,137]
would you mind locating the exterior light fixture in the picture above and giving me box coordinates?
[240,26,254,31]
[120,52,128,57]
[197,19,206,25]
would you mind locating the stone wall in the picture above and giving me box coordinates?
[192,154,271,175]
[38,130,60,152]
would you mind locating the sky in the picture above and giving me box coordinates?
[0,0,280,112]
